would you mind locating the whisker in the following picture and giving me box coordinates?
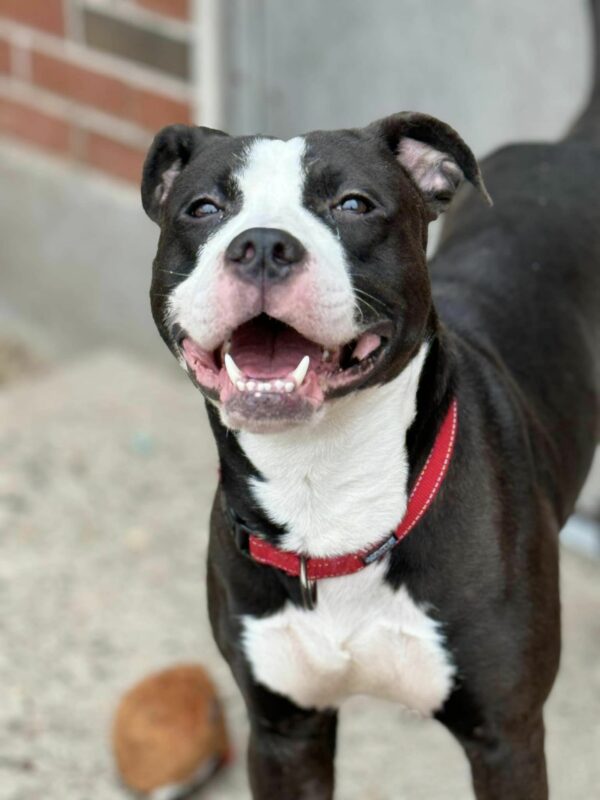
[353,286,390,311]
[357,301,377,319]
[353,300,367,326]
[158,269,190,278]
[353,292,380,319]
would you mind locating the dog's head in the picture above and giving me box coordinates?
[142,113,488,433]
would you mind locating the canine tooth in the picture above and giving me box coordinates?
[284,381,295,392]
[292,356,310,386]
[246,380,257,392]
[224,353,244,384]
[322,349,331,361]
[222,339,232,354]
[236,380,246,392]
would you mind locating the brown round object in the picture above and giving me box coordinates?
[112,664,229,795]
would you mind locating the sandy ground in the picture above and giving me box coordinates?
[1,352,599,800]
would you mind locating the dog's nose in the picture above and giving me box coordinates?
[224,227,306,284]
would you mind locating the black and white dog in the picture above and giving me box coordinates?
[141,4,600,797]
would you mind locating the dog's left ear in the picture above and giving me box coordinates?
[368,112,492,220]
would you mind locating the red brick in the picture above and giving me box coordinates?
[83,131,148,184]
[31,51,132,118]
[0,38,10,74]
[132,86,192,131]
[0,95,70,154]
[134,0,190,21]
[0,0,64,35]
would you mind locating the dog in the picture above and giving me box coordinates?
[140,3,600,797]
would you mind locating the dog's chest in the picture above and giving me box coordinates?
[238,348,454,712]
[242,563,455,713]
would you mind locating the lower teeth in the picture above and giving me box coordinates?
[236,379,296,394]
[224,351,306,393]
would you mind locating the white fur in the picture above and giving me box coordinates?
[167,136,357,351]
[239,342,455,714]
[148,757,218,800]
[242,561,455,713]
[239,343,429,557]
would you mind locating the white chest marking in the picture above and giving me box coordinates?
[238,344,454,712]
[242,562,455,713]
[238,344,429,558]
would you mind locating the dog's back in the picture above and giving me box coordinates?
[431,1,600,516]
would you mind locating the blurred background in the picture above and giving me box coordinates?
[0,1,598,798]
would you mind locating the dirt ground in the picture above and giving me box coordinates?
[1,352,598,800]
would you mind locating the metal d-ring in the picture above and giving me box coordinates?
[299,556,318,610]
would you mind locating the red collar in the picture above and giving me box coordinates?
[240,398,458,593]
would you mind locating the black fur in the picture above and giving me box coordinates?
[141,4,600,797]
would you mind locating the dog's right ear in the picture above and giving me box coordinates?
[141,124,228,224]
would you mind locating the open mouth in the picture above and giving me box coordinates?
[180,314,391,431]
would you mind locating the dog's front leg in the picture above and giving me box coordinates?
[465,717,547,800]
[247,703,338,800]
[447,713,548,800]
[207,541,338,799]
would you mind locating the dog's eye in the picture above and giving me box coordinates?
[336,195,373,215]
[187,199,222,218]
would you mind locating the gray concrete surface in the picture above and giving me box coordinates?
[1,352,598,800]
[223,0,591,149]
[0,140,166,372]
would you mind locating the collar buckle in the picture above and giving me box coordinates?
[299,556,318,610]
[362,532,398,565]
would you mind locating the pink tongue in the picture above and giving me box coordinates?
[231,319,322,379]
[352,332,381,361]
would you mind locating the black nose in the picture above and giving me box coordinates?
[224,227,306,284]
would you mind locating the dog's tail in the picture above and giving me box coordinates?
[569,0,600,140]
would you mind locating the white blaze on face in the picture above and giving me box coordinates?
[167,136,357,352]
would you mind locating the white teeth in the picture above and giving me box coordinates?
[291,355,310,386]
[232,379,296,394]
[322,349,331,362]
[224,353,244,384]
[222,346,312,395]
[230,371,299,395]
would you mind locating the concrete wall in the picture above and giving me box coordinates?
[0,0,595,368]
[0,141,168,369]
[222,0,591,158]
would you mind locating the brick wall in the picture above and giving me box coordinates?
[0,0,195,184]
